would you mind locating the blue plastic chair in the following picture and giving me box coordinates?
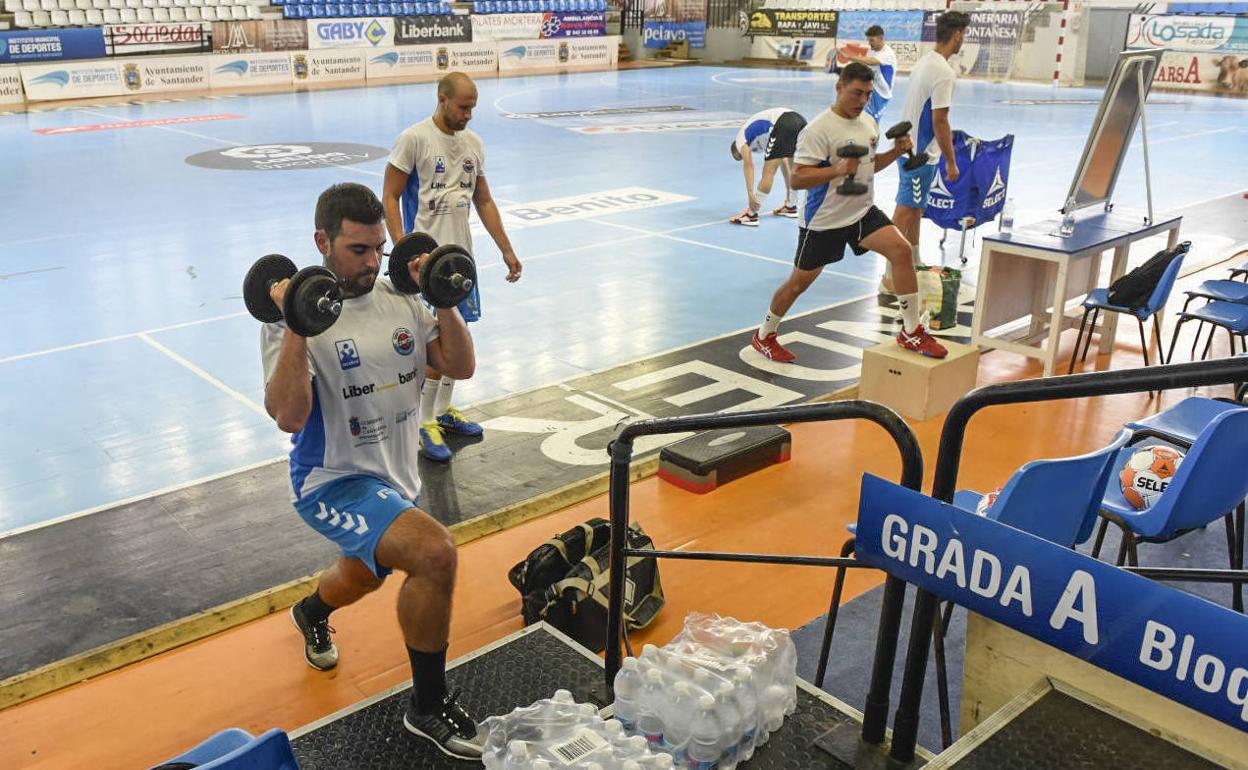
[1175,279,1248,361]
[1166,300,1248,363]
[1125,396,1247,449]
[1069,244,1188,377]
[953,429,1132,549]
[1093,408,1248,610]
[149,729,299,770]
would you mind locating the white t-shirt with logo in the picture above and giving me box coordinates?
[870,43,898,100]
[734,107,791,155]
[794,108,880,231]
[388,117,485,251]
[261,278,439,502]
[900,50,957,161]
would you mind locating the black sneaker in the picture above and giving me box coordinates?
[290,599,338,671]
[403,690,485,760]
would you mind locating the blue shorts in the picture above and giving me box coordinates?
[294,475,419,579]
[866,92,889,123]
[896,162,938,210]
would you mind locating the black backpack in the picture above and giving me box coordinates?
[1107,241,1191,310]
[508,518,664,652]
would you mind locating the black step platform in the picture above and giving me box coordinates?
[926,679,1233,770]
[289,623,923,769]
[659,426,792,494]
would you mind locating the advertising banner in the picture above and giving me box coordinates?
[854,474,1248,733]
[0,28,107,64]
[0,65,24,104]
[838,10,924,42]
[924,9,1021,77]
[209,50,292,87]
[291,49,366,83]
[1127,13,1248,55]
[470,12,543,41]
[540,11,606,39]
[497,35,617,71]
[117,54,210,94]
[1150,48,1248,95]
[394,14,473,45]
[306,17,395,49]
[211,20,308,54]
[642,0,705,49]
[749,36,835,69]
[367,41,498,78]
[21,59,123,100]
[745,9,837,38]
[103,23,210,56]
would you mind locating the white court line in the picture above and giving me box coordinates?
[0,232,87,248]
[0,454,288,541]
[139,332,270,417]
[0,311,248,365]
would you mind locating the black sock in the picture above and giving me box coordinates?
[301,591,336,625]
[408,646,448,713]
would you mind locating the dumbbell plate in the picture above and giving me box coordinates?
[388,232,438,295]
[243,254,298,324]
[284,266,342,338]
[421,244,477,309]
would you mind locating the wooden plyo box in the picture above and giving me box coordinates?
[859,339,980,421]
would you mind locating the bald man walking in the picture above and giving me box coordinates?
[383,72,522,464]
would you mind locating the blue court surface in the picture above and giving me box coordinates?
[1,66,1245,534]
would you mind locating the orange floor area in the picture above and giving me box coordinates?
[2,260,1242,770]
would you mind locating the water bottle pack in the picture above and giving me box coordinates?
[611,613,797,770]
[482,690,674,769]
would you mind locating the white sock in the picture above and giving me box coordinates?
[898,293,921,332]
[760,312,782,339]
[433,376,456,416]
[420,378,439,424]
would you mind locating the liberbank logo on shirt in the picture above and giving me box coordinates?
[309,19,392,49]
[483,187,695,232]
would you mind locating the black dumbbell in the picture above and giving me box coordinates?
[386,231,477,309]
[243,254,344,337]
[886,120,929,172]
[835,142,870,196]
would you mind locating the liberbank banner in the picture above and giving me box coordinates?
[0,28,107,64]
[394,15,474,44]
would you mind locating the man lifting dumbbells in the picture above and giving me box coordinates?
[751,63,948,362]
[249,182,487,759]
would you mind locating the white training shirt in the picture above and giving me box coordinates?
[388,117,486,250]
[734,107,792,155]
[261,278,439,502]
[900,50,957,162]
[794,107,880,231]
[870,43,898,101]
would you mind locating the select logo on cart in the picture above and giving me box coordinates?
[186,142,387,171]
[926,173,955,210]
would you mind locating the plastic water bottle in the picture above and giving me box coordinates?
[1059,197,1076,237]
[661,681,696,764]
[1000,197,1015,235]
[732,669,760,756]
[638,668,667,751]
[686,694,722,770]
[502,740,528,770]
[714,683,743,769]
[532,761,553,770]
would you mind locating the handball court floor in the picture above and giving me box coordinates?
[1,65,1247,767]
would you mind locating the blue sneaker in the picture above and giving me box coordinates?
[436,406,484,437]
[419,422,452,462]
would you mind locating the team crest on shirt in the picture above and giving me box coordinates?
[336,339,361,370]
[349,416,362,437]
[435,156,446,174]
[392,327,415,356]
[462,158,475,174]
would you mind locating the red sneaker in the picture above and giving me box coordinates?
[730,210,760,227]
[752,332,796,362]
[896,324,948,358]
[772,204,798,218]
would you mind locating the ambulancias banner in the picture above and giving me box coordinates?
[642,0,706,49]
